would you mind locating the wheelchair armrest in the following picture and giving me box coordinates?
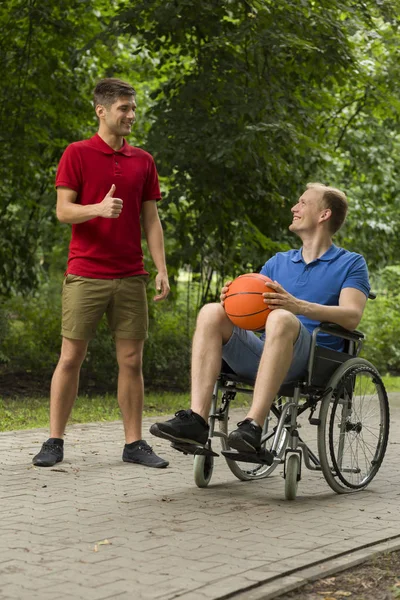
[317,322,364,342]
[307,322,365,387]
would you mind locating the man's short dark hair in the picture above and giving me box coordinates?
[93,78,136,109]
[306,182,348,234]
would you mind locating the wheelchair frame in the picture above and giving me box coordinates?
[191,321,390,500]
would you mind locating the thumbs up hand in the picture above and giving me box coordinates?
[98,184,123,218]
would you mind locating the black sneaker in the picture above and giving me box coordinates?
[228,419,262,453]
[32,439,64,467]
[150,410,209,446]
[122,440,169,469]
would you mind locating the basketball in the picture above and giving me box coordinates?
[224,273,274,331]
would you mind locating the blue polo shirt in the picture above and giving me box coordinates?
[260,244,370,351]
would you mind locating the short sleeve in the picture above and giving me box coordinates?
[342,254,370,298]
[55,144,82,192]
[142,157,161,202]
[260,256,275,279]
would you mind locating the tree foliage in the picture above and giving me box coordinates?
[113,0,400,300]
[1,0,400,301]
[2,0,400,384]
[0,0,116,296]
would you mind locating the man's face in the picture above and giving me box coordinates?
[289,188,328,234]
[97,95,136,136]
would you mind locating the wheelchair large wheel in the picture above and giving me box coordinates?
[318,358,389,494]
[220,396,289,481]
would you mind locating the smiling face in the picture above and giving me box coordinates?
[96,94,136,137]
[289,187,331,235]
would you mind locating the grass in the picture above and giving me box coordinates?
[1,375,399,433]
[0,392,192,432]
[382,374,400,392]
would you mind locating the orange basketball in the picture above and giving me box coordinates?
[224,273,273,331]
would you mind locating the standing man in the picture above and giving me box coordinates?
[33,78,170,469]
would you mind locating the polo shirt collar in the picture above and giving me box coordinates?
[291,248,303,263]
[291,244,339,264]
[90,134,134,156]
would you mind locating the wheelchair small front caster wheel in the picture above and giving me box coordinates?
[193,454,214,488]
[285,454,300,501]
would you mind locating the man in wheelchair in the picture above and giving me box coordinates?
[150,183,370,465]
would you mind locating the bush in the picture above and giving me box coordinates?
[144,302,192,391]
[0,304,10,364]
[359,265,400,375]
[1,277,195,394]
[2,288,61,373]
[360,295,400,375]
[4,265,400,393]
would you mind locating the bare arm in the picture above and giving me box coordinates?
[264,283,367,331]
[297,287,367,330]
[56,184,123,224]
[141,200,170,301]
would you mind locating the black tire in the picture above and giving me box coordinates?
[318,358,389,494]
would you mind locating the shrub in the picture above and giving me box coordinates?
[2,288,61,373]
[0,305,10,364]
[360,265,400,375]
[144,301,192,391]
[1,278,195,394]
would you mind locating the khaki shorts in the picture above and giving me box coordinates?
[61,274,149,340]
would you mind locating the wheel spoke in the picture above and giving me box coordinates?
[326,365,389,490]
[220,391,289,481]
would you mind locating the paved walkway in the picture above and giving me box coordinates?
[1,402,400,600]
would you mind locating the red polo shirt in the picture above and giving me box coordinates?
[55,134,161,278]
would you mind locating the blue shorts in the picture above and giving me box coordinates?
[222,321,312,383]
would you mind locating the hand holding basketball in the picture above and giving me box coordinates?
[223,273,275,331]
[262,280,300,314]
[220,281,232,304]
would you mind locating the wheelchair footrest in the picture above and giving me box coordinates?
[221,449,274,465]
[171,442,219,457]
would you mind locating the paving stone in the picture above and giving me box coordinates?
[1,407,399,599]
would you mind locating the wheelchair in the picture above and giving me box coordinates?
[176,316,390,501]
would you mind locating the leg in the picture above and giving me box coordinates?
[32,337,88,467]
[115,338,144,443]
[50,275,109,438]
[33,275,110,467]
[110,277,168,468]
[191,303,234,420]
[228,310,302,454]
[117,337,168,468]
[50,337,88,438]
[247,309,301,426]
[150,303,234,447]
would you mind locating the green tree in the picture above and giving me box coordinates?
[115,0,399,303]
[318,17,400,268]
[0,0,128,296]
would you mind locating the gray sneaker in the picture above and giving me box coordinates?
[122,440,169,468]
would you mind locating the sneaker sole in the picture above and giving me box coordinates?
[227,432,259,454]
[149,424,207,447]
[122,456,169,469]
[32,457,63,468]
